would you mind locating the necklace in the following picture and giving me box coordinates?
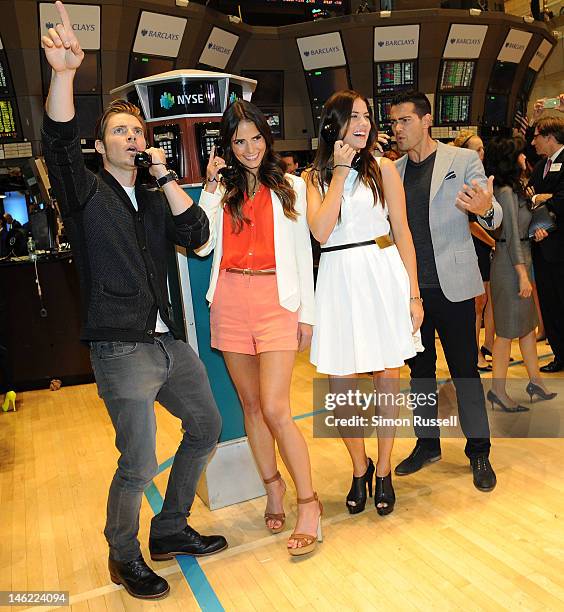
[248,181,261,199]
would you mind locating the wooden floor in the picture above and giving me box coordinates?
[1,336,563,611]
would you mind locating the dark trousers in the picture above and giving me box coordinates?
[90,333,222,562]
[533,249,564,362]
[406,288,491,458]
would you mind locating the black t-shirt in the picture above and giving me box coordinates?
[404,151,440,289]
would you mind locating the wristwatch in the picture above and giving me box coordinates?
[479,204,495,221]
[156,169,179,188]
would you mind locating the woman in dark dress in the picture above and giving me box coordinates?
[484,137,556,411]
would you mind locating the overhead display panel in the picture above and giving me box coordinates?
[443,24,488,59]
[497,29,532,63]
[374,25,420,61]
[529,39,553,72]
[0,99,19,139]
[297,32,346,71]
[133,11,187,58]
[199,27,239,70]
[39,3,100,50]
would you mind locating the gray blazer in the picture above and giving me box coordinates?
[395,141,502,302]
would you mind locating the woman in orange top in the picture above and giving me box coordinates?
[197,101,319,556]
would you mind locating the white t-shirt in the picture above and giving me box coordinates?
[123,185,169,333]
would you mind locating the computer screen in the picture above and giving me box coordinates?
[305,66,350,126]
[488,61,517,94]
[437,94,471,124]
[262,109,283,139]
[375,61,416,94]
[483,94,508,126]
[128,54,175,82]
[376,97,393,128]
[3,191,29,225]
[439,60,475,90]
[241,70,284,107]
[0,52,14,96]
[0,98,19,140]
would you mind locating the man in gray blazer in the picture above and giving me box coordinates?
[390,91,502,492]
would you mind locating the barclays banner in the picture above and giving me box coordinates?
[529,39,553,72]
[497,29,532,63]
[297,32,346,71]
[199,27,239,70]
[443,24,488,59]
[133,12,187,58]
[39,3,100,50]
[374,25,420,62]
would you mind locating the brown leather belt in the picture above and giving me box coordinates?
[225,268,276,275]
[320,234,394,253]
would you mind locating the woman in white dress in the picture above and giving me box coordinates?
[306,90,423,516]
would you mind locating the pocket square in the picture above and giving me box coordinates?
[445,171,457,180]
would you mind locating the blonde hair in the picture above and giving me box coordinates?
[95,99,146,142]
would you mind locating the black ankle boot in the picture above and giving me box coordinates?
[375,472,396,516]
[346,458,375,514]
[108,555,169,600]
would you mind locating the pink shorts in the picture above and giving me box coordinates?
[210,270,299,355]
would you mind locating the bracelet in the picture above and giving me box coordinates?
[206,176,218,183]
[333,164,351,170]
[410,296,423,302]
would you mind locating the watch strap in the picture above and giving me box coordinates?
[156,170,178,188]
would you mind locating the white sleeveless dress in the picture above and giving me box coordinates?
[310,165,423,375]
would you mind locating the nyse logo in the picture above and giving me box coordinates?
[45,21,95,31]
[160,92,175,110]
[303,46,340,57]
[141,29,180,40]
[207,42,231,55]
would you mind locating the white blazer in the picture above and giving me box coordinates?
[196,174,315,325]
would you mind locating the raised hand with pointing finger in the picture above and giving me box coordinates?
[41,1,84,73]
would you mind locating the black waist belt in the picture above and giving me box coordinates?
[495,238,530,242]
[320,235,394,253]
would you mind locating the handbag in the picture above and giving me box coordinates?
[528,203,557,239]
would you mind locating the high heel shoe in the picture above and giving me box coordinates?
[1,390,16,412]
[263,471,286,534]
[526,381,557,403]
[486,389,529,413]
[346,457,375,514]
[288,493,323,557]
[481,345,513,361]
[375,472,395,516]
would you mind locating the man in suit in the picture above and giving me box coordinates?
[390,91,502,492]
[529,116,564,372]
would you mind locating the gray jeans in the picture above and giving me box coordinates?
[90,333,221,562]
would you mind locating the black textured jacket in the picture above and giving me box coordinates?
[42,114,209,342]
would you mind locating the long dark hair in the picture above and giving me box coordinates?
[484,137,526,195]
[219,100,297,232]
[310,90,385,206]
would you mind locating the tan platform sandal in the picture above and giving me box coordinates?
[263,471,286,534]
[287,492,323,557]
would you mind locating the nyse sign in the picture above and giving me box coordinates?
[150,81,221,118]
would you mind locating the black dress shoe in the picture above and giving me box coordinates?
[149,525,228,561]
[394,441,441,476]
[470,456,496,492]
[108,555,169,600]
[539,360,563,373]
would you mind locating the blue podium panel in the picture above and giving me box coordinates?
[184,186,245,443]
